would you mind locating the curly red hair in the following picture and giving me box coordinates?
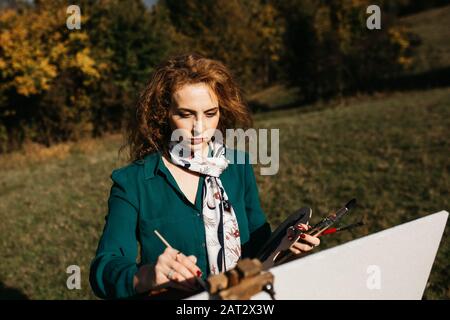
[121,53,253,162]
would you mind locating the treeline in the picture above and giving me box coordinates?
[0,0,428,152]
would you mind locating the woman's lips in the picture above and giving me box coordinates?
[191,137,205,145]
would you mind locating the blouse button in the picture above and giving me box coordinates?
[202,242,206,248]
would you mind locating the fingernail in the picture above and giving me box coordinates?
[197,270,202,277]
[295,225,305,231]
[300,234,306,239]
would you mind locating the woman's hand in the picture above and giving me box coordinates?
[153,247,202,291]
[134,247,202,293]
[289,223,321,255]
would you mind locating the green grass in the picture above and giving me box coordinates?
[0,88,449,299]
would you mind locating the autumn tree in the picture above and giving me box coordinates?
[277,0,418,101]
[0,1,102,149]
[0,0,181,150]
[162,0,285,90]
[79,0,183,134]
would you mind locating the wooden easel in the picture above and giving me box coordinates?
[207,258,275,300]
[142,258,275,300]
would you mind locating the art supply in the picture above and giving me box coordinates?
[153,229,208,291]
[260,199,358,269]
[320,221,364,236]
[154,229,172,248]
[307,199,357,237]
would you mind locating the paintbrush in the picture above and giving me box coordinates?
[153,230,208,292]
[319,220,365,236]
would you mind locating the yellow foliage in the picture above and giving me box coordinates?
[398,56,413,68]
[73,48,101,79]
[389,27,411,51]
[0,6,100,97]
[312,0,413,70]
[388,27,414,69]
[50,43,68,61]
[314,0,372,52]
[252,3,284,63]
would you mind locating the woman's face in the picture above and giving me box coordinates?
[169,82,220,152]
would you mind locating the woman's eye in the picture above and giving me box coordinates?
[179,113,192,118]
[206,112,217,118]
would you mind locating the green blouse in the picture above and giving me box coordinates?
[89,148,272,299]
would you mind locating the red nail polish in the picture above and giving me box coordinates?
[197,270,202,277]
[300,234,306,239]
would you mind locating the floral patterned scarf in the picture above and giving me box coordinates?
[168,140,241,274]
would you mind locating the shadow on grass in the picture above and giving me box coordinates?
[0,282,28,300]
[372,66,450,93]
[248,66,450,113]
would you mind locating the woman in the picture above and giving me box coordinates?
[89,53,320,299]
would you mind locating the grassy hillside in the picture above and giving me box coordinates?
[0,87,448,299]
[253,88,450,299]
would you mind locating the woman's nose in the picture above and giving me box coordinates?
[193,119,203,136]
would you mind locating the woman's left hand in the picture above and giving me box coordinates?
[289,223,320,255]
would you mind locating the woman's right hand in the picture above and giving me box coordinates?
[153,247,203,291]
